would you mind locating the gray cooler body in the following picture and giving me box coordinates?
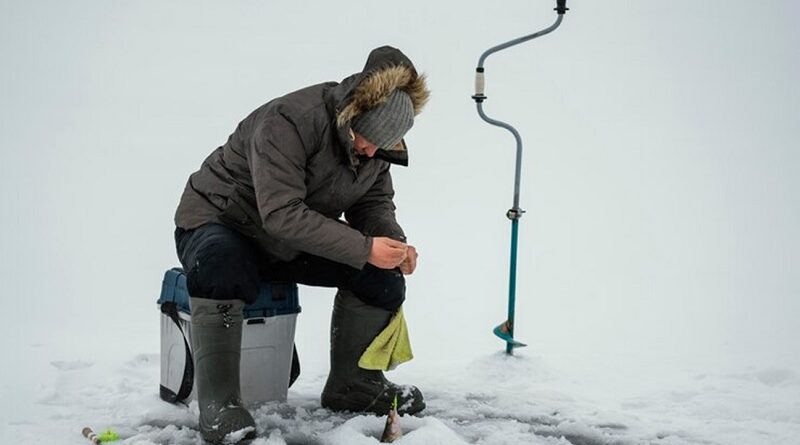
[157,268,301,406]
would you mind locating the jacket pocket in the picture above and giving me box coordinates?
[219,190,259,237]
[220,189,300,262]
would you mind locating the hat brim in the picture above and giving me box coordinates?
[373,140,409,166]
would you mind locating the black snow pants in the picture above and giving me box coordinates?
[174,223,406,311]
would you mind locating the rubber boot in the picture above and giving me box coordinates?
[321,290,425,415]
[190,298,256,444]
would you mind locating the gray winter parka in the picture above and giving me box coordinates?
[174,46,429,269]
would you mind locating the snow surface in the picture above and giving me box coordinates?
[5,341,799,444]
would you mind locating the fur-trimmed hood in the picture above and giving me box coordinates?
[325,46,429,166]
[336,51,429,128]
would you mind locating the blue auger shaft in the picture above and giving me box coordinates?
[506,219,520,354]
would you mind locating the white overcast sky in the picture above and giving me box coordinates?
[1,0,798,380]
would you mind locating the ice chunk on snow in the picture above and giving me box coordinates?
[222,426,255,444]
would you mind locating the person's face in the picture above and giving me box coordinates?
[352,132,378,158]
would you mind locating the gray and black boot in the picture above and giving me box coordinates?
[190,297,256,443]
[321,290,425,415]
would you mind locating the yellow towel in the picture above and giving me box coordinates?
[358,307,413,371]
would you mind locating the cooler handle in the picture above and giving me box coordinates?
[159,302,194,404]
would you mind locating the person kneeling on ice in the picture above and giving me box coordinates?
[173,45,429,443]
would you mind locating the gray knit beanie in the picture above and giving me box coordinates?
[351,90,414,150]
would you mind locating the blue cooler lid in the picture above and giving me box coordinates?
[158,268,301,318]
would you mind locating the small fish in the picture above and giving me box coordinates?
[380,395,403,443]
[81,427,101,445]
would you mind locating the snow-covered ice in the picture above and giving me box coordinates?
[5,340,799,444]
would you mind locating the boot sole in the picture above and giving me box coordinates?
[322,393,426,416]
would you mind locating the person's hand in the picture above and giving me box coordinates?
[368,237,408,269]
[398,245,418,275]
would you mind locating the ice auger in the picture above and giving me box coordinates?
[472,0,569,354]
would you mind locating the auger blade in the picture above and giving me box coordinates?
[493,320,527,349]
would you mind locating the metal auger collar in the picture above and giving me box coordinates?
[506,208,525,220]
